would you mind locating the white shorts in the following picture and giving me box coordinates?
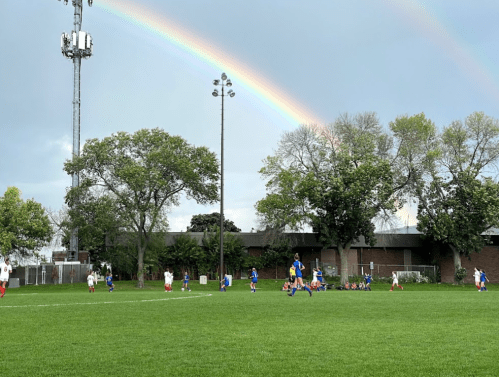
[0,277,9,282]
[88,282,94,287]
[393,279,398,285]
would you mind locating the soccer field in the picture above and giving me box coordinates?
[1,281,498,377]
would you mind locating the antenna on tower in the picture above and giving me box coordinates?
[58,0,94,262]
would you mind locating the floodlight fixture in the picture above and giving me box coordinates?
[221,72,227,80]
[226,79,232,87]
[212,90,219,97]
[213,79,220,85]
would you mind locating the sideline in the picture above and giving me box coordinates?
[0,293,212,309]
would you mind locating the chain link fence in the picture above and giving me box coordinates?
[11,264,93,286]
[310,261,437,282]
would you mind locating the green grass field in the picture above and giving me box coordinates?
[1,280,497,377]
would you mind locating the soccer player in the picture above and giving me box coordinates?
[288,265,296,292]
[105,272,115,292]
[479,269,489,292]
[364,272,372,291]
[220,274,229,292]
[288,253,313,297]
[316,267,325,291]
[183,272,191,292]
[250,268,258,293]
[0,257,13,298]
[473,267,481,291]
[87,270,95,293]
[164,269,172,292]
[390,271,403,291]
[311,268,319,292]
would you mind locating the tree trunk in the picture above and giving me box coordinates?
[449,244,462,284]
[137,232,145,289]
[338,242,352,285]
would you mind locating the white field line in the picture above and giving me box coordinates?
[0,293,212,309]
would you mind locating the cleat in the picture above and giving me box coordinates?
[287,293,293,297]
[309,290,313,297]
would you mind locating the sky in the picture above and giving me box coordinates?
[2,0,499,246]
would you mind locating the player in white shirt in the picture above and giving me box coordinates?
[389,271,404,291]
[87,271,95,293]
[311,268,319,292]
[0,257,13,298]
[164,269,172,292]
[473,267,481,291]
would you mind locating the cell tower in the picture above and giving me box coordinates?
[58,0,94,261]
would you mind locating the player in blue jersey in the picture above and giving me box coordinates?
[250,268,258,293]
[183,272,191,292]
[364,272,372,291]
[105,272,115,292]
[479,269,489,292]
[288,253,313,297]
[316,267,326,291]
[220,274,229,292]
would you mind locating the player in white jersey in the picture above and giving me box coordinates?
[0,257,13,298]
[164,270,172,292]
[389,271,403,291]
[311,268,319,292]
[87,271,95,293]
[473,267,481,291]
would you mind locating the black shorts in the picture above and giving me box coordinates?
[289,276,296,283]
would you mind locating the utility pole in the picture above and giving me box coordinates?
[58,0,94,262]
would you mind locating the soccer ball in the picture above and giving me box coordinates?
[181,288,184,291]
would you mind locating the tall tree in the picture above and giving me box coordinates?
[0,187,53,257]
[262,236,295,279]
[166,233,204,276]
[416,112,499,281]
[64,128,219,288]
[186,212,241,232]
[62,189,123,264]
[256,113,434,284]
[201,228,246,276]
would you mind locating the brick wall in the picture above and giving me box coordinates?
[439,246,499,283]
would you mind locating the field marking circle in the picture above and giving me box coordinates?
[0,293,212,309]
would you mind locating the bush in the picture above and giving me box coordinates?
[455,267,467,283]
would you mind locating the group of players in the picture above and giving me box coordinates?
[163,270,192,292]
[474,267,490,292]
[0,255,492,298]
[86,271,114,292]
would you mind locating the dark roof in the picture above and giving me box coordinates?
[165,231,424,248]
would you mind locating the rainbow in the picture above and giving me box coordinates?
[94,0,323,127]
[94,0,498,228]
[382,0,499,105]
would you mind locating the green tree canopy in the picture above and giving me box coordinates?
[64,128,220,288]
[186,212,241,232]
[164,233,204,275]
[256,113,435,283]
[0,187,53,257]
[416,112,499,281]
[201,228,246,276]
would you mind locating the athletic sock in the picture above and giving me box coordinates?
[292,287,297,295]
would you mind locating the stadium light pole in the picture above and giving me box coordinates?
[58,0,94,262]
[212,73,235,285]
